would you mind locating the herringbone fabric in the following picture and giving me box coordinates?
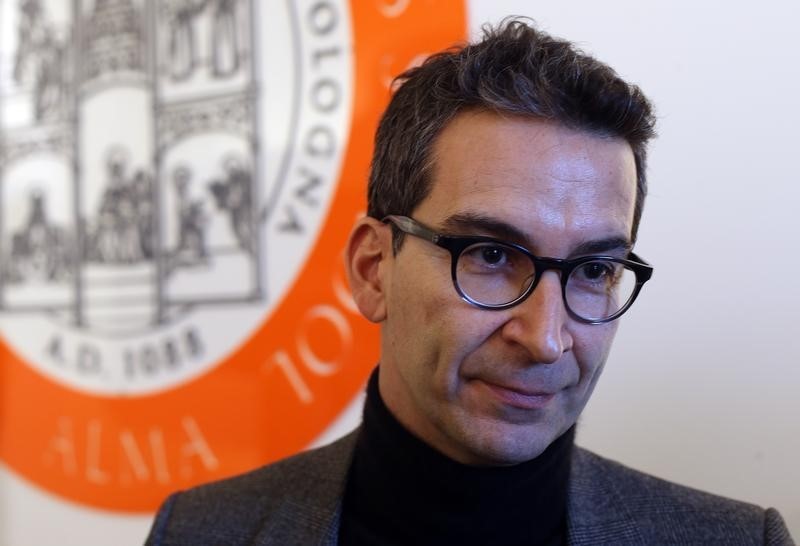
[146,430,794,546]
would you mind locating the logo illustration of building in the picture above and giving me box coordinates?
[0,0,463,514]
[1,0,263,337]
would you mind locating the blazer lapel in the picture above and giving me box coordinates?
[253,431,358,546]
[253,499,341,546]
[247,434,654,545]
[566,448,646,546]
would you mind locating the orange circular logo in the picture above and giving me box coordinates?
[0,0,466,512]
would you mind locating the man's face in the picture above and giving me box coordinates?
[377,110,637,466]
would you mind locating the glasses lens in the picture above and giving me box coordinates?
[565,260,637,321]
[455,242,535,306]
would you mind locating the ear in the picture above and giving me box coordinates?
[345,217,391,323]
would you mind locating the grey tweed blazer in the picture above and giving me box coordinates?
[145,431,794,545]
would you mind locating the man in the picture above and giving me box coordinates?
[146,19,794,545]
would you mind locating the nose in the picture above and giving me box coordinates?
[500,271,572,363]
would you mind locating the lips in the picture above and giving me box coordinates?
[475,379,556,410]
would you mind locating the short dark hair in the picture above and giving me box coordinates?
[367,18,656,245]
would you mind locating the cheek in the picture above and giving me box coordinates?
[571,322,618,382]
[394,287,493,380]
[390,274,441,334]
[386,256,508,380]
[390,254,465,337]
[384,265,449,362]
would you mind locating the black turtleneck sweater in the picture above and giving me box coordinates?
[338,369,574,546]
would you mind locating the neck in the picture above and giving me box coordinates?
[338,367,575,546]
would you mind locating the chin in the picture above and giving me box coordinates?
[473,444,546,466]
[468,426,558,466]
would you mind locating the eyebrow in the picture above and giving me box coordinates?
[570,238,632,257]
[439,212,633,257]
[440,212,530,244]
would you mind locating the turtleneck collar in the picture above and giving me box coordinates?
[339,367,574,546]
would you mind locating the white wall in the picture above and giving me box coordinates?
[467,0,800,537]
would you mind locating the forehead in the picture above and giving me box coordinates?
[415,111,637,253]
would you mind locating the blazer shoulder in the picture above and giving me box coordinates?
[146,430,358,546]
[572,446,759,510]
[570,447,794,545]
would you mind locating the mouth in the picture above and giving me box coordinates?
[473,379,556,410]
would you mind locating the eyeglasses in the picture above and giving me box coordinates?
[383,215,653,324]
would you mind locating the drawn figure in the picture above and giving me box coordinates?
[93,148,133,262]
[115,181,142,263]
[173,166,208,263]
[14,192,50,279]
[33,32,65,120]
[209,155,253,253]
[132,170,155,259]
[211,0,240,77]
[94,149,126,262]
[89,149,154,264]
[13,0,66,120]
[13,0,44,84]
[8,191,72,282]
[167,0,208,81]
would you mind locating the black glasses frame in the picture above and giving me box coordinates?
[383,215,653,324]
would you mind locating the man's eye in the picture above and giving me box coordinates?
[458,243,517,273]
[575,262,616,282]
[460,243,513,268]
[479,245,507,265]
